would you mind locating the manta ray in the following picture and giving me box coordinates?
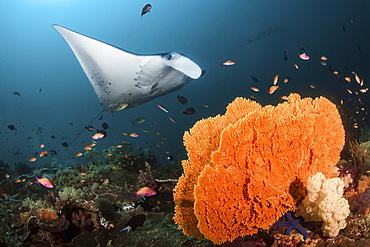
[53,25,204,112]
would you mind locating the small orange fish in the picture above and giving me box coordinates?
[347,89,352,94]
[155,132,160,135]
[156,104,168,113]
[110,146,115,149]
[294,64,299,69]
[360,88,368,93]
[80,179,85,183]
[84,146,92,151]
[122,132,128,136]
[281,96,289,101]
[269,85,279,94]
[5,174,9,178]
[21,178,26,182]
[81,172,87,176]
[298,53,309,60]
[251,87,259,92]
[129,133,139,137]
[320,56,328,61]
[344,77,351,82]
[39,151,47,157]
[91,133,104,140]
[168,116,176,123]
[273,75,279,85]
[15,179,21,183]
[29,157,37,162]
[116,145,122,148]
[355,74,361,84]
[340,100,343,105]
[40,144,44,148]
[106,153,112,157]
[76,152,83,157]
[309,85,316,89]
[90,143,96,147]
[122,140,127,144]
[283,78,288,83]
[221,60,235,66]
[133,187,156,199]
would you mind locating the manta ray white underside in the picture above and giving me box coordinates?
[53,25,203,112]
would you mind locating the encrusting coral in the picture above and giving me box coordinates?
[173,93,345,244]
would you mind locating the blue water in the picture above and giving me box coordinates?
[1,0,369,169]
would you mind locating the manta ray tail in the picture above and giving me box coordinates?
[69,109,105,145]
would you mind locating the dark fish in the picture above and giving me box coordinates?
[177,95,187,105]
[49,150,57,155]
[133,117,146,125]
[99,115,103,120]
[61,142,68,147]
[341,23,346,31]
[69,122,73,126]
[51,135,55,139]
[283,51,288,61]
[7,125,16,131]
[183,107,195,115]
[245,26,287,45]
[85,125,94,131]
[97,129,108,137]
[101,122,109,130]
[141,4,152,17]
[328,65,334,74]
[39,88,41,92]
[357,44,362,55]
[12,92,20,97]
[167,155,174,161]
[27,136,33,140]
[34,152,38,156]
[250,76,259,83]
[124,214,146,232]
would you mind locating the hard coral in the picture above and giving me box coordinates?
[38,208,59,223]
[174,94,345,244]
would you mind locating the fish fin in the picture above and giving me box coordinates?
[120,226,132,234]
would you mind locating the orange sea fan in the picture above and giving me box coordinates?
[174,93,345,244]
[173,160,204,239]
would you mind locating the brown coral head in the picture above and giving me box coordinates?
[20,211,31,226]
[38,208,59,223]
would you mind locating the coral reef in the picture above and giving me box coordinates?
[174,94,345,244]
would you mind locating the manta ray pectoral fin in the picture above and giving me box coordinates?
[53,25,204,112]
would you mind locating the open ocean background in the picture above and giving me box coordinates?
[1,0,369,169]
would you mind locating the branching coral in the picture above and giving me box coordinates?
[174,94,345,244]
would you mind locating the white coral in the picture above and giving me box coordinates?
[295,172,350,237]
